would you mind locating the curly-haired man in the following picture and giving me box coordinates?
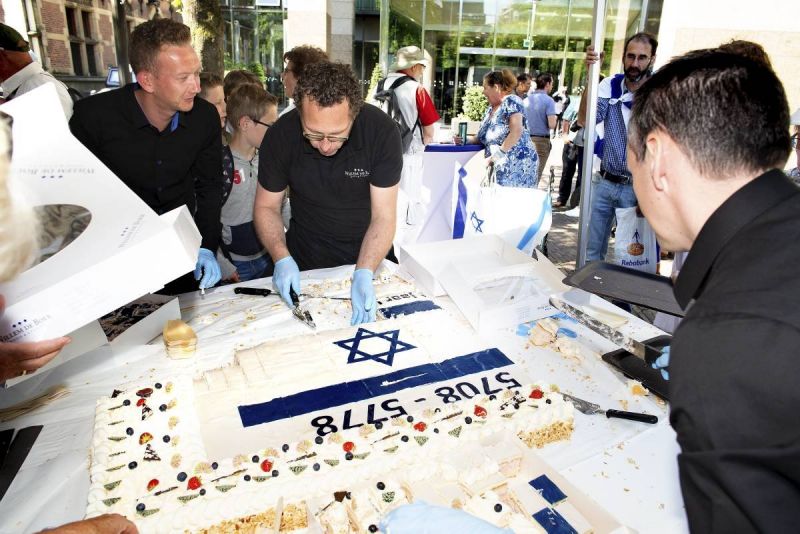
[254,61,402,326]
[70,19,223,294]
[280,45,329,116]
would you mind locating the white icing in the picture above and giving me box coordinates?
[86,278,575,532]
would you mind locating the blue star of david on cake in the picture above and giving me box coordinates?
[471,211,485,233]
[333,328,416,366]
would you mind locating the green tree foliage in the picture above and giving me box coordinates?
[179,0,224,75]
[462,85,488,121]
[366,63,384,100]
[248,62,266,83]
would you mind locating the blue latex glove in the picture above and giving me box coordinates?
[651,345,670,380]
[272,256,300,307]
[351,268,377,325]
[193,248,221,290]
[380,502,512,534]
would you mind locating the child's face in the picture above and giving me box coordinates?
[245,104,278,149]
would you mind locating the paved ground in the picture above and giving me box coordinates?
[534,136,661,323]
[535,136,581,274]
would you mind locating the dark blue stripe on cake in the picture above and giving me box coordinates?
[379,301,441,318]
[532,508,577,534]
[529,475,568,505]
[238,348,513,427]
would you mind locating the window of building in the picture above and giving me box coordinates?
[382,0,661,122]
[66,6,99,77]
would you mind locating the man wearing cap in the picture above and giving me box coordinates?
[379,45,440,245]
[254,62,402,326]
[0,23,72,118]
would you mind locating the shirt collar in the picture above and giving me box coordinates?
[124,83,188,132]
[674,169,798,307]
[2,62,43,95]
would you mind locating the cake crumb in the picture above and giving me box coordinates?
[628,379,649,396]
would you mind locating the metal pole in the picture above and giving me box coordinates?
[379,0,390,75]
[559,0,573,90]
[575,0,606,269]
[453,0,464,120]
[639,0,649,32]
[114,0,131,85]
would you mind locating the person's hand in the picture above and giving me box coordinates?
[452,134,465,145]
[350,268,377,325]
[0,336,71,382]
[193,248,221,290]
[38,513,139,533]
[380,502,512,534]
[585,45,602,66]
[487,146,507,166]
[651,345,670,380]
[272,256,300,307]
[0,295,70,381]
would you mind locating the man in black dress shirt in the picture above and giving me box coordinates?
[627,50,799,532]
[70,19,222,294]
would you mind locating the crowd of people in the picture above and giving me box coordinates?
[0,14,798,534]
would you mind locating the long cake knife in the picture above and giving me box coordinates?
[549,296,662,365]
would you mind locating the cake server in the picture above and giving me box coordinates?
[561,393,658,424]
[289,287,316,329]
[549,296,662,365]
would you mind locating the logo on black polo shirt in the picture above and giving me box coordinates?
[345,167,371,180]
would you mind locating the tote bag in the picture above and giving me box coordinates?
[451,162,551,255]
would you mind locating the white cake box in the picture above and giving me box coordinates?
[0,85,200,386]
[440,260,555,335]
[398,234,568,298]
[101,294,181,347]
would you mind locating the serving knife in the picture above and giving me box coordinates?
[561,393,658,424]
[549,296,663,365]
[289,287,316,329]
[234,287,348,301]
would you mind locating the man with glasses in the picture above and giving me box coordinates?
[70,19,223,294]
[584,32,657,262]
[254,61,402,325]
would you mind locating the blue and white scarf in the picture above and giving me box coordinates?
[593,74,634,170]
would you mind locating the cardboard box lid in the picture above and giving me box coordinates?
[399,234,568,297]
[0,84,200,343]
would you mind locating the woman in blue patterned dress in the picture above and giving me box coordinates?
[459,70,538,187]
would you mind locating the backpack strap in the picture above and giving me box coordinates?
[389,75,423,138]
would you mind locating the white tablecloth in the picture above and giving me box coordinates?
[0,264,688,533]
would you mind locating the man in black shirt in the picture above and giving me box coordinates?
[254,62,402,325]
[628,49,799,532]
[70,19,222,294]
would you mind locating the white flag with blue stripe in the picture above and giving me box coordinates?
[451,162,551,255]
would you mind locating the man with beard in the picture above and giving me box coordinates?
[584,32,657,261]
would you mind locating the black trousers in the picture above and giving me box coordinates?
[558,143,584,206]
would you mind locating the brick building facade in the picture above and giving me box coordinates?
[0,0,174,92]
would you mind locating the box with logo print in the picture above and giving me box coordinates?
[0,85,199,386]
